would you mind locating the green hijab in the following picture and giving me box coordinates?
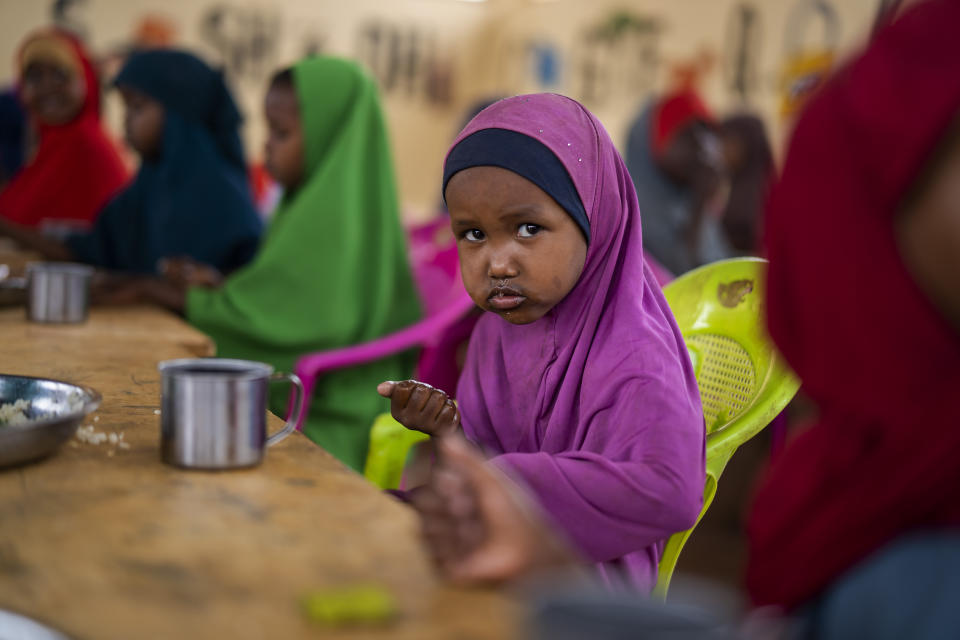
[186,57,422,471]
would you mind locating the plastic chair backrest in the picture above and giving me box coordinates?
[290,288,475,431]
[404,216,482,392]
[364,414,430,490]
[647,254,675,288]
[407,216,461,316]
[652,257,800,599]
[288,217,476,431]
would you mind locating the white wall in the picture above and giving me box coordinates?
[0,0,884,219]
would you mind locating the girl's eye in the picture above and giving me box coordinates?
[517,224,542,238]
[463,229,485,243]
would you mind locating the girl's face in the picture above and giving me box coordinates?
[120,87,165,160]
[447,166,587,325]
[657,121,725,186]
[263,84,304,190]
[20,60,86,126]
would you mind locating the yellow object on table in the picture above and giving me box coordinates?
[301,584,397,626]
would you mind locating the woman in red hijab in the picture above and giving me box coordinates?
[747,0,960,634]
[0,28,128,231]
[624,88,733,277]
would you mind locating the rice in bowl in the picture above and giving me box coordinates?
[0,399,31,426]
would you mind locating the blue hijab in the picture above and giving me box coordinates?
[625,101,731,276]
[68,50,262,274]
[0,88,25,182]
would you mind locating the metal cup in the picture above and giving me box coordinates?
[25,262,93,324]
[157,358,305,470]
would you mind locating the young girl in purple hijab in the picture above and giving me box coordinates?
[378,93,705,591]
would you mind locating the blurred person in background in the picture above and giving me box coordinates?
[0,28,127,232]
[0,48,263,275]
[107,57,421,473]
[718,115,774,254]
[625,88,732,276]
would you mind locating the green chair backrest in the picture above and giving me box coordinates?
[364,413,429,491]
[653,257,800,599]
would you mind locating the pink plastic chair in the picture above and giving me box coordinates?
[647,255,675,288]
[289,216,478,431]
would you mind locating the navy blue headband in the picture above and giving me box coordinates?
[443,128,590,244]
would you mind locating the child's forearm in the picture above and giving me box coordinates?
[0,218,74,262]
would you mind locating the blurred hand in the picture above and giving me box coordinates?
[159,256,223,288]
[91,274,186,313]
[377,380,460,438]
[413,436,578,585]
[90,272,147,305]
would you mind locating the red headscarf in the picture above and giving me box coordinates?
[747,0,960,609]
[0,29,128,229]
[650,89,713,155]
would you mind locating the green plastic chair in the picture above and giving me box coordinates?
[652,257,800,599]
[363,257,800,597]
[364,413,429,490]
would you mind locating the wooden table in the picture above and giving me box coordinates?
[0,247,42,277]
[0,305,215,358]
[0,307,518,639]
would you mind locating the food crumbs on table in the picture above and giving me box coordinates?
[75,425,128,454]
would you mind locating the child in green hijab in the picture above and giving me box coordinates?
[131,57,422,471]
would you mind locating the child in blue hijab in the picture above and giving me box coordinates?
[67,49,262,273]
[0,49,262,274]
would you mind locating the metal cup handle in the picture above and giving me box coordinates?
[267,372,304,447]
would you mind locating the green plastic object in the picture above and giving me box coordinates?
[364,413,429,490]
[652,257,800,599]
[300,584,397,626]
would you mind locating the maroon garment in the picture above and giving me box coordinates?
[746,0,960,609]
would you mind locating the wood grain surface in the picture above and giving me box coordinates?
[0,307,518,639]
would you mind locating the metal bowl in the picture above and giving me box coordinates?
[0,374,101,469]
[0,609,70,639]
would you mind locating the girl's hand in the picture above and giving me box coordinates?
[90,275,148,306]
[91,275,187,313]
[376,380,460,438]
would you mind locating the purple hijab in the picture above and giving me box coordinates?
[450,94,706,591]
